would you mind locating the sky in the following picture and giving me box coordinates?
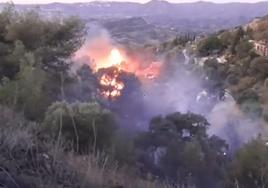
[0,0,266,4]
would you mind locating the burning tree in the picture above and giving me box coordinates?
[97,67,125,100]
[97,66,145,128]
[74,43,163,128]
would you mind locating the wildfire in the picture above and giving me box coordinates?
[96,48,162,99]
[93,47,126,71]
[99,69,125,98]
[74,40,162,99]
[96,49,126,99]
[109,48,124,67]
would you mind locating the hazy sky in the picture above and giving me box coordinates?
[0,0,266,4]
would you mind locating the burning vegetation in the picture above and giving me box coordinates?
[99,67,125,99]
[96,48,126,99]
[2,6,268,188]
[75,40,162,100]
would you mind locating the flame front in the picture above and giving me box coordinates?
[74,42,162,99]
[99,50,125,99]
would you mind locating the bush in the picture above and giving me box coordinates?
[0,5,87,121]
[197,36,225,56]
[229,138,268,188]
[250,57,268,76]
[134,112,228,187]
[0,106,172,188]
[43,101,118,153]
[235,39,253,59]
[237,89,263,118]
[0,6,86,79]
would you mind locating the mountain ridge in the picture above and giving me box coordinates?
[1,1,268,33]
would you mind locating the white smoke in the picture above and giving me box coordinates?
[72,27,268,149]
[141,48,268,149]
[208,92,268,149]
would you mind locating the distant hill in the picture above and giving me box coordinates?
[2,0,268,33]
[100,17,178,45]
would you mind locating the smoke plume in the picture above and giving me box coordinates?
[72,27,268,149]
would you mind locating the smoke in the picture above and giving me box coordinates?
[73,24,117,70]
[208,93,268,150]
[142,61,203,116]
[140,50,268,149]
[72,27,268,149]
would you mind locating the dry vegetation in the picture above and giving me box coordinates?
[0,106,173,188]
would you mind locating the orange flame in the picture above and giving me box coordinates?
[99,68,125,99]
[74,41,162,99]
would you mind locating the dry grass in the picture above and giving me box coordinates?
[0,106,174,188]
[64,152,173,188]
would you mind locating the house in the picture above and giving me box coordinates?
[253,40,268,57]
[250,40,268,56]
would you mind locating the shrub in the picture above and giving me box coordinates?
[237,89,263,118]
[229,138,268,188]
[197,36,225,56]
[0,106,171,188]
[43,101,118,153]
[235,39,253,59]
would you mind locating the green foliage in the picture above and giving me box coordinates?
[199,25,268,123]
[43,101,117,153]
[219,30,234,47]
[0,6,87,120]
[0,6,86,80]
[250,57,268,77]
[0,60,51,120]
[135,112,228,187]
[235,39,253,59]
[171,35,193,47]
[237,89,263,118]
[109,130,136,165]
[2,4,268,188]
[230,138,268,188]
[197,36,225,56]
[231,27,245,54]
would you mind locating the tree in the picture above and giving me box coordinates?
[235,39,253,59]
[231,27,245,54]
[250,57,268,77]
[0,50,52,120]
[197,36,225,56]
[43,101,117,153]
[237,89,263,119]
[135,112,228,188]
[219,30,235,47]
[0,6,87,120]
[0,6,86,80]
[64,64,99,103]
[229,138,268,188]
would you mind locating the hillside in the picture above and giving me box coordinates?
[190,15,268,123]
[1,4,268,188]
[100,17,177,45]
